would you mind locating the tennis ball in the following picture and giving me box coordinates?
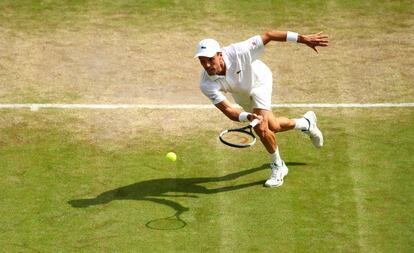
[166,152,177,162]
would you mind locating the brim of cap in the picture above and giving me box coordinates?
[194,50,217,58]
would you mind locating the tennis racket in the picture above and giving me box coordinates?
[219,119,260,148]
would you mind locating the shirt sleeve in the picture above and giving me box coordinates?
[199,75,226,105]
[232,35,264,62]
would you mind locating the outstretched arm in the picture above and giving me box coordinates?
[215,100,262,122]
[261,30,329,53]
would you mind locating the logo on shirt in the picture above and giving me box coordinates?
[236,70,241,74]
[201,46,206,49]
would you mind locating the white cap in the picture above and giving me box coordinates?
[194,38,221,58]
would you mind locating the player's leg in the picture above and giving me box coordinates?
[253,108,288,188]
[250,61,288,187]
[252,108,276,154]
[267,113,295,132]
[266,111,309,132]
[267,111,324,148]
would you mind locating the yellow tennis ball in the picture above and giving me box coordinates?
[166,152,177,162]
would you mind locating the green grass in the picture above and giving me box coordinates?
[0,109,413,252]
[1,0,412,32]
[1,0,413,251]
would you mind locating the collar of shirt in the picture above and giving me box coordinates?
[207,53,231,81]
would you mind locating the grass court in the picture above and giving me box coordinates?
[0,1,413,252]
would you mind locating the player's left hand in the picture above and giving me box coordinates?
[299,32,329,53]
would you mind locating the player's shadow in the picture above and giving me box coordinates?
[68,162,305,229]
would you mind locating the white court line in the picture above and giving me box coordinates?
[0,103,413,110]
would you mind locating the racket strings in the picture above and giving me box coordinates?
[220,131,255,146]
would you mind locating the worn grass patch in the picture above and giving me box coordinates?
[0,0,413,104]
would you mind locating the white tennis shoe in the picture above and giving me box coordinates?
[302,111,324,148]
[264,161,289,188]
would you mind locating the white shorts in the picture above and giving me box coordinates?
[231,61,273,112]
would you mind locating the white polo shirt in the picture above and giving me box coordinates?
[199,35,272,111]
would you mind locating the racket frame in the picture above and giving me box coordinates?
[219,119,260,148]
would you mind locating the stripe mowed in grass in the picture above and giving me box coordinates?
[1,0,413,251]
[1,0,412,32]
[0,109,412,252]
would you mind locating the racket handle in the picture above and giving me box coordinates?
[249,119,260,127]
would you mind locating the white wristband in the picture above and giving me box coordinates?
[286,31,298,42]
[238,112,251,122]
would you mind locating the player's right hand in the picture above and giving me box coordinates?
[248,113,263,124]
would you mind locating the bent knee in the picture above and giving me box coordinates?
[254,122,271,138]
[269,123,281,132]
[269,120,283,132]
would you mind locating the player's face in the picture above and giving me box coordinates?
[198,53,225,76]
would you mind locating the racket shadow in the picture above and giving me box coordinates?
[68,162,306,229]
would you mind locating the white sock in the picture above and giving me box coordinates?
[270,146,283,166]
[293,118,310,131]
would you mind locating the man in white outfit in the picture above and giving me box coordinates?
[195,30,328,187]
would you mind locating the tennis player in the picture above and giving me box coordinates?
[195,30,328,187]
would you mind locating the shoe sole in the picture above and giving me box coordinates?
[265,182,283,188]
[304,111,317,124]
[264,168,288,188]
[312,127,323,148]
[304,111,323,148]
